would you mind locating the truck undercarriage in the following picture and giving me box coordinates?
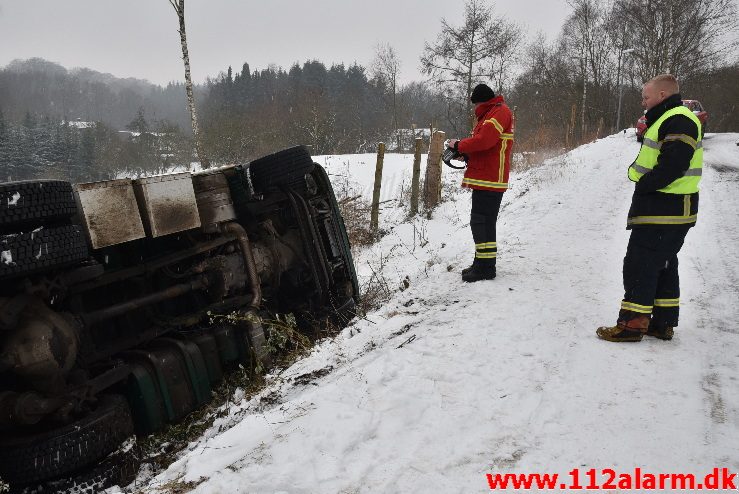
[0,146,358,492]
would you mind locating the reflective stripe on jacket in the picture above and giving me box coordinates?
[458,96,514,192]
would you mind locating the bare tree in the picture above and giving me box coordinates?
[561,0,611,140]
[371,43,402,150]
[613,0,738,82]
[168,0,210,168]
[420,0,522,132]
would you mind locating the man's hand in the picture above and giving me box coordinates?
[447,138,459,150]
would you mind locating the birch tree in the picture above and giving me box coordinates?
[561,0,610,140]
[371,43,402,150]
[168,0,210,168]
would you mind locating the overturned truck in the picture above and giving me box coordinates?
[0,146,358,491]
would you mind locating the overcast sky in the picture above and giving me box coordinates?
[0,0,570,87]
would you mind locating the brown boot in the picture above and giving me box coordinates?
[646,324,674,340]
[596,314,650,342]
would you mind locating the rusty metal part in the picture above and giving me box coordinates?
[236,310,271,368]
[286,190,331,305]
[70,235,236,294]
[251,220,305,291]
[249,239,278,284]
[59,263,105,286]
[192,254,248,302]
[154,294,254,328]
[293,192,332,289]
[0,391,68,428]
[81,276,208,327]
[221,222,262,310]
[192,170,237,226]
[78,363,131,397]
[0,299,79,379]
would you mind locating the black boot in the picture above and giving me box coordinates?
[462,264,496,282]
[461,262,475,275]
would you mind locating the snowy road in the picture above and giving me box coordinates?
[128,132,739,494]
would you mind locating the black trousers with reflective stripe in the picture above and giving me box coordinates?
[470,190,503,267]
[622,226,690,327]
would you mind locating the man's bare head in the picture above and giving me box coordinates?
[641,74,680,111]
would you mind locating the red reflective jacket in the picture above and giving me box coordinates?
[457,96,514,192]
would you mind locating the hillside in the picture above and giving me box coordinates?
[0,58,190,129]
[120,132,739,493]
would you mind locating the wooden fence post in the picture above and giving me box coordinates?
[409,137,423,216]
[423,130,445,212]
[370,142,385,234]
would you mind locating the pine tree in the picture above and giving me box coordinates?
[126,107,150,134]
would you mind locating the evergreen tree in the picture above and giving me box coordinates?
[126,107,150,134]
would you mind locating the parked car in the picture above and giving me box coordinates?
[0,146,358,492]
[635,99,708,142]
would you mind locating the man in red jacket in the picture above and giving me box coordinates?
[448,83,514,282]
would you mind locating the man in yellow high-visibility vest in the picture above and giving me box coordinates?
[597,74,702,342]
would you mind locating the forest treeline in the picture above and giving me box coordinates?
[0,0,736,183]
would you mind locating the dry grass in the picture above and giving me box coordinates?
[150,477,206,494]
[337,195,376,247]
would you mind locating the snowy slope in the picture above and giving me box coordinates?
[122,132,739,494]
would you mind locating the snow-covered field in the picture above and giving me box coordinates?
[120,131,739,493]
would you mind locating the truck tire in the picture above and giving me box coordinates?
[249,146,315,194]
[0,395,135,488]
[0,180,77,229]
[23,437,140,494]
[0,225,89,280]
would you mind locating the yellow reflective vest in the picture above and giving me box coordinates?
[629,105,703,194]
[626,105,702,227]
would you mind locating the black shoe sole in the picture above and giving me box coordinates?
[646,332,673,340]
[462,274,496,282]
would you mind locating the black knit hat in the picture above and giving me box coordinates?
[470,83,495,104]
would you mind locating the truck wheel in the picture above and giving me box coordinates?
[0,180,77,229]
[0,395,135,488]
[0,225,89,280]
[25,437,140,494]
[249,146,315,194]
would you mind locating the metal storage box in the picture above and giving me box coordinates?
[133,173,201,237]
[74,179,146,249]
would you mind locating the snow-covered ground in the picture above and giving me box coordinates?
[120,131,739,493]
